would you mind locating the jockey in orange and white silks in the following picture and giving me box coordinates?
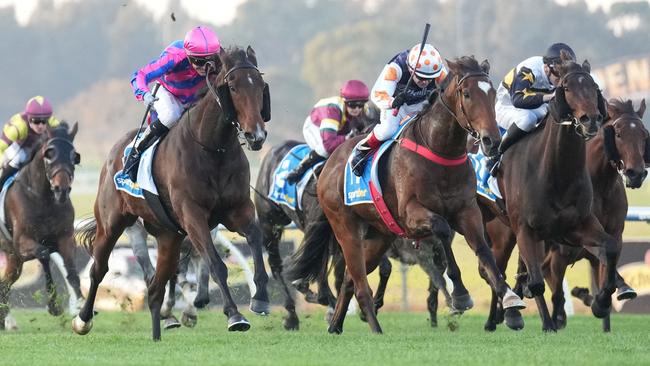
[351,43,447,176]
[0,96,60,187]
[487,43,576,175]
[285,80,370,184]
[124,25,222,180]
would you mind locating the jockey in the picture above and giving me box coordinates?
[285,80,370,184]
[351,43,447,176]
[124,25,222,181]
[487,42,576,174]
[0,96,60,187]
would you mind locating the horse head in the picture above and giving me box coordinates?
[443,57,500,157]
[212,46,269,151]
[42,121,80,203]
[603,99,648,188]
[549,50,605,139]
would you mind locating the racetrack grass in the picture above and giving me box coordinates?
[1,310,648,366]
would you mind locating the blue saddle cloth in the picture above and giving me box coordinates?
[468,127,506,202]
[268,144,323,211]
[344,115,414,206]
[113,132,159,199]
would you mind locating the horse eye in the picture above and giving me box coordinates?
[463,91,470,99]
[44,148,56,160]
[616,133,621,138]
[229,85,236,92]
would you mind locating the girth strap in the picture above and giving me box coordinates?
[399,138,467,166]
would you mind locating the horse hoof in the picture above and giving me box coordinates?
[451,293,474,311]
[283,314,299,331]
[324,307,335,324]
[358,310,368,323]
[249,299,270,316]
[591,300,611,319]
[502,289,526,310]
[71,315,93,335]
[484,322,497,332]
[616,287,637,301]
[504,309,524,331]
[227,314,251,332]
[163,315,181,330]
[181,312,197,328]
[542,326,557,333]
[48,303,64,317]
[193,296,210,309]
[554,315,567,330]
[328,325,342,334]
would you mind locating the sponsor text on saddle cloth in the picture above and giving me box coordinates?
[114,132,159,199]
[268,144,324,211]
[0,174,17,241]
[468,126,506,202]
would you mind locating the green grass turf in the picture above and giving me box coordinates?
[1,310,648,366]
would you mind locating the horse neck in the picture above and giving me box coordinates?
[17,155,52,197]
[539,117,587,183]
[186,98,239,151]
[415,95,468,157]
[586,130,621,191]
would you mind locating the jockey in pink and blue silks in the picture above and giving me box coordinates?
[123,25,222,180]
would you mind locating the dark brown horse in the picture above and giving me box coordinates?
[481,52,615,332]
[72,46,270,341]
[540,98,648,331]
[287,56,526,334]
[0,122,82,329]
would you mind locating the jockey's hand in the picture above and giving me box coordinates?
[346,129,357,139]
[542,92,555,103]
[143,92,158,107]
[391,93,406,109]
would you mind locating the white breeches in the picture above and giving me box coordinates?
[372,101,426,140]
[153,87,185,128]
[302,117,329,158]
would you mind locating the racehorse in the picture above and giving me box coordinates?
[73,46,270,341]
[481,51,615,332]
[286,56,525,334]
[0,122,82,329]
[539,98,648,331]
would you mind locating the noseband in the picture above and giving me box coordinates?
[438,72,492,140]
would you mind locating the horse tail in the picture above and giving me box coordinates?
[285,215,334,284]
[76,216,97,254]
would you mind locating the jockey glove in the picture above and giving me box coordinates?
[143,92,158,107]
[391,93,406,109]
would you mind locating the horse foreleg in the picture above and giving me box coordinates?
[565,215,618,320]
[0,253,22,330]
[125,221,155,284]
[194,256,210,309]
[38,253,64,317]
[373,255,391,312]
[148,232,182,341]
[543,246,570,330]
[454,206,525,313]
[228,204,270,316]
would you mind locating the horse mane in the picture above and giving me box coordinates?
[608,98,637,117]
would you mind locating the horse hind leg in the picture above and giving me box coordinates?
[0,253,22,330]
[38,253,64,317]
[160,274,181,330]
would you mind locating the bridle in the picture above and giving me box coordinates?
[553,70,599,139]
[437,72,492,141]
[42,137,77,188]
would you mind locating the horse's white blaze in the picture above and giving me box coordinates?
[631,122,637,128]
[478,81,492,95]
[247,76,253,85]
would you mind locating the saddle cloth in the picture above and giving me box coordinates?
[268,144,324,211]
[468,151,502,202]
[113,133,160,199]
[0,174,17,241]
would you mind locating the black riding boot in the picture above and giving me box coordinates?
[286,150,325,184]
[351,135,381,177]
[124,119,169,181]
[488,124,529,176]
[0,165,19,188]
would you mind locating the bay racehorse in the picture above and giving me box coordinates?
[286,56,525,334]
[481,51,615,332]
[539,98,648,331]
[0,122,82,329]
[73,46,270,341]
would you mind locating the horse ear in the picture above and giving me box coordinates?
[581,59,591,73]
[637,99,646,118]
[560,49,574,62]
[70,122,79,140]
[480,59,490,75]
[246,45,258,67]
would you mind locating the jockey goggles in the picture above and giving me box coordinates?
[346,101,366,109]
[188,55,211,67]
[29,117,48,125]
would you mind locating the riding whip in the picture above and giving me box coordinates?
[129,82,161,153]
[393,23,431,116]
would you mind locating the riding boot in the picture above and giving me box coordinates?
[124,119,169,181]
[0,165,19,188]
[488,124,529,176]
[351,133,381,177]
[286,150,325,184]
